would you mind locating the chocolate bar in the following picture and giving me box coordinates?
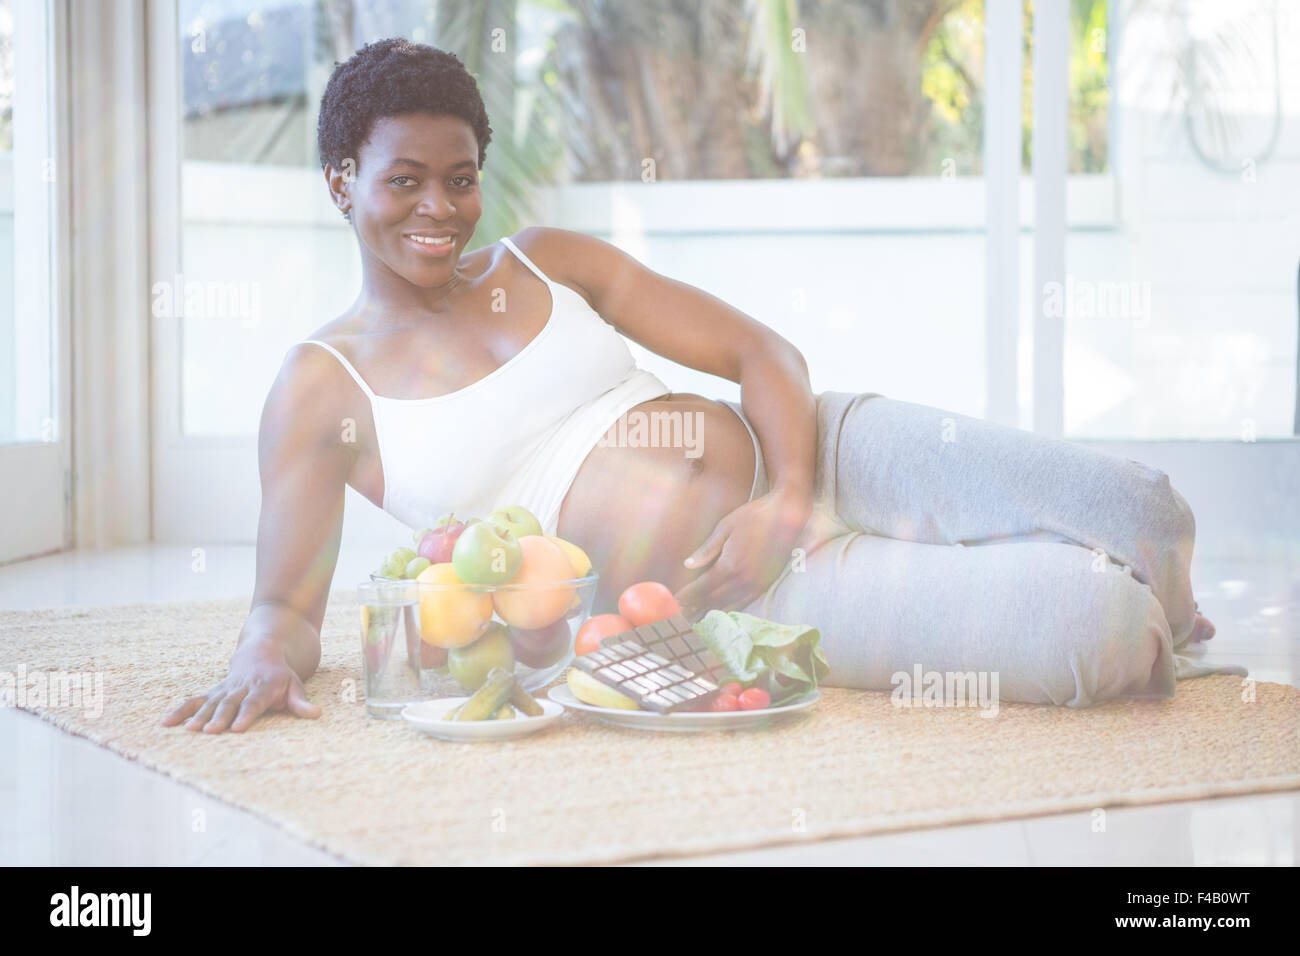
[572,614,726,713]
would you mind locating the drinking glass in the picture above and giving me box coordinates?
[357,578,427,717]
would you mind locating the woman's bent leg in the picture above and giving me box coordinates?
[813,392,1198,645]
[743,531,1178,708]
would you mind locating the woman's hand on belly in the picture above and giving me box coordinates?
[559,394,759,611]
[674,485,813,613]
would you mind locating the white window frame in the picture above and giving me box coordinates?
[146,0,407,548]
[149,0,272,544]
[0,0,71,565]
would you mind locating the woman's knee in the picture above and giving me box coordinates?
[1060,567,1175,706]
[1129,464,1196,554]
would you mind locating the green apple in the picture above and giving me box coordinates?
[488,505,543,540]
[448,623,515,692]
[451,521,522,585]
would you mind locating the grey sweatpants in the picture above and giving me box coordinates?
[724,392,1247,708]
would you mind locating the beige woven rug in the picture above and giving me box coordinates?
[2,595,1297,866]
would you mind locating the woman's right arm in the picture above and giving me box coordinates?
[161,346,355,734]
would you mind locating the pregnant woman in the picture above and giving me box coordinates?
[164,38,1225,735]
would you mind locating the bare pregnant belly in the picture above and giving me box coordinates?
[557,393,756,613]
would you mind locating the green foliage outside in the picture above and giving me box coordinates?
[923,0,1110,175]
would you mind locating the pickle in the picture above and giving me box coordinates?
[509,681,544,717]
[454,668,515,721]
[494,704,516,720]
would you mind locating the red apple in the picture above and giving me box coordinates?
[417,514,467,565]
[420,640,447,669]
[509,618,572,669]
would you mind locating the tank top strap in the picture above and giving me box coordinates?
[300,339,378,400]
[499,235,553,286]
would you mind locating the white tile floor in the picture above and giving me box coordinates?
[0,545,1295,866]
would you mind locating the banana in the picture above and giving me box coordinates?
[567,667,640,710]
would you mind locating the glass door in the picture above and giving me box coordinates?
[0,0,68,564]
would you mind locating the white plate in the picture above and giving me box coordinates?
[547,685,820,732]
[402,696,563,742]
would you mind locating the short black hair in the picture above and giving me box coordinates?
[316,38,493,172]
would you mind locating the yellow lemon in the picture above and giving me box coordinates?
[545,535,592,577]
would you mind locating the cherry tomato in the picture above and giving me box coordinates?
[617,581,682,626]
[710,694,741,712]
[738,688,770,710]
[719,681,742,698]
[575,613,633,656]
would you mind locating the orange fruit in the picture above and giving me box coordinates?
[492,536,575,630]
[416,563,492,648]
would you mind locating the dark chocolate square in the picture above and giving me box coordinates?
[665,636,691,656]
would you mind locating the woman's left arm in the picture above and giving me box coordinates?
[539,227,817,611]
[677,338,816,612]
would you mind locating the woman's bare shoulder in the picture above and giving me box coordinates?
[264,325,364,446]
[510,226,618,308]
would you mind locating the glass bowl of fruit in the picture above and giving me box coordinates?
[371,507,599,695]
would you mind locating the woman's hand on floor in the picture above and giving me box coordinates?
[161,638,321,734]
[675,487,812,614]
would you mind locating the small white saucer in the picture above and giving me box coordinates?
[402,696,563,741]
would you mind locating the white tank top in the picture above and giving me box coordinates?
[299,236,669,536]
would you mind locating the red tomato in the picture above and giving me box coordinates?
[710,694,741,712]
[617,582,682,627]
[719,681,742,698]
[738,688,771,710]
[575,613,633,656]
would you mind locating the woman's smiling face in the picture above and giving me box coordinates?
[345,112,483,289]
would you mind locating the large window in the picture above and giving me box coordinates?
[168,0,1296,440]
[1063,0,1298,439]
[0,0,56,447]
[0,0,64,563]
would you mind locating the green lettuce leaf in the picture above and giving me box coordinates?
[694,610,830,703]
